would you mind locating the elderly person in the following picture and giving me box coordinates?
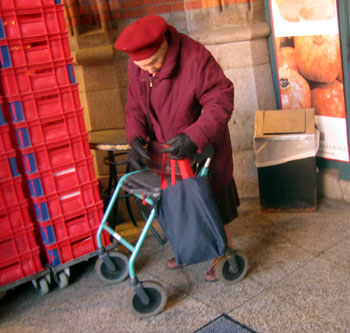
[115,15,239,282]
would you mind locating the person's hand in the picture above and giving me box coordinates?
[129,137,150,170]
[162,133,197,159]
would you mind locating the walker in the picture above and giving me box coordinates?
[95,148,249,318]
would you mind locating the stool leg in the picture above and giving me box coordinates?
[126,196,138,226]
[106,151,117,196]
[102,151,119,234]
[123,162,138,226]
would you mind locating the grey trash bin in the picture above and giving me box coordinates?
[254,108,319,212]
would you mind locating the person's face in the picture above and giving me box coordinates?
[133,40,168,75]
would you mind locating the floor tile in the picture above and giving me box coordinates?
[269,257,350,330]
[229,289,342,333]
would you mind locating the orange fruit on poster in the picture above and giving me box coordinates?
[279,67,312,109]
[278,47,298,72]
[311,80,346,118]
[294,35,341,83]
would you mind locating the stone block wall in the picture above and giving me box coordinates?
[191,23,276,198]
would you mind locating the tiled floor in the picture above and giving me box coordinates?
[1,197,350,332]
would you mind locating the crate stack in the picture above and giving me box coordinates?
[0,95,45,287]
[0,0,110,278]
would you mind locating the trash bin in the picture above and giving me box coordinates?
[254,108,319,211]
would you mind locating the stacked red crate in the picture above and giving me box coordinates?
[0,1,110,269]
[0,96,44,287]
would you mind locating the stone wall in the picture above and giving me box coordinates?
[190,23,276,198]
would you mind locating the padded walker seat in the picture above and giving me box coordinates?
[122,170,162,200]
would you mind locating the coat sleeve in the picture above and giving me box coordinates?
[125,60,149,144]
[182,49,234,152]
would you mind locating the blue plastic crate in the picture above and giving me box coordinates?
[0,46,12,69]
[9,156,19,177]
[40,223,56,245]
[15,127,31,148]
[0,103,6,125]
[47,247,61,266]
[67,64,76,84]
[34,201,50,222]
[28,177,44,198]
[0,19,5,40]
[9,101,25,123]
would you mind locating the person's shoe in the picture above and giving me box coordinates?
[167,257,183,269]
[205,257,220,282]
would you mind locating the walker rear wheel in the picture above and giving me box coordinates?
[216,251,249,284]
[95,251,129,284]
[128,281,167,318]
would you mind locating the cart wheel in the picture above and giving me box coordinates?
[57,271,69,289]
[38,278,50,295]
[216,251,249,285]
[95,251,129,284]
[128,281,167,318]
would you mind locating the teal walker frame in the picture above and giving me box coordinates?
[95,152,249,318]
[96,169,162,280]
[95,169,168,318]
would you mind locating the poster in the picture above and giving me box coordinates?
[270,0,350,162]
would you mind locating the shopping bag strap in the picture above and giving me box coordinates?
[160,153,194,189]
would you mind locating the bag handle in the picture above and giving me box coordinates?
[161,153,194,189]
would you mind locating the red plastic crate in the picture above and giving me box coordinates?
[12,109,87,147]
[6,85,81,122]
[0,59,76,97]
[0,224,39,267]
[0,176,26,210]
[31,179,101,223]
[19,134,91,172]
[0,124,14,153]
[4,33,71,68]
[0,246,43,287]
[25,156,97,197]
[0,0,59,11]
[0,149,18,180]
[38,201,104,245]
[0,200,34,235]
[44,225,110,267]
[0,5,67,40]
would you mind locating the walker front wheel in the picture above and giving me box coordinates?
[128,281,167,318]
[216,251,249,285]
[95,251,129,284]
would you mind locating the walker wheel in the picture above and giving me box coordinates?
[128,281,167,318]
[95,251,129,284]
[216,251,249,285]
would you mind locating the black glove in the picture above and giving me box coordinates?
[162,133,197,160]
[129,137,149,170]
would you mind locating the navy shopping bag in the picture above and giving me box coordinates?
[155,156,227,266]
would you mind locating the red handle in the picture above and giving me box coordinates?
[160,153,194,189]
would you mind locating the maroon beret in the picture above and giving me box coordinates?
[115,15,168,61]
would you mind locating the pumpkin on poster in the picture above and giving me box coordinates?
[279,67,312,109]
[294,35,341,83]
[311,80,346,118]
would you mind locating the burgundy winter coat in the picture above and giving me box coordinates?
[125,25,234,194]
